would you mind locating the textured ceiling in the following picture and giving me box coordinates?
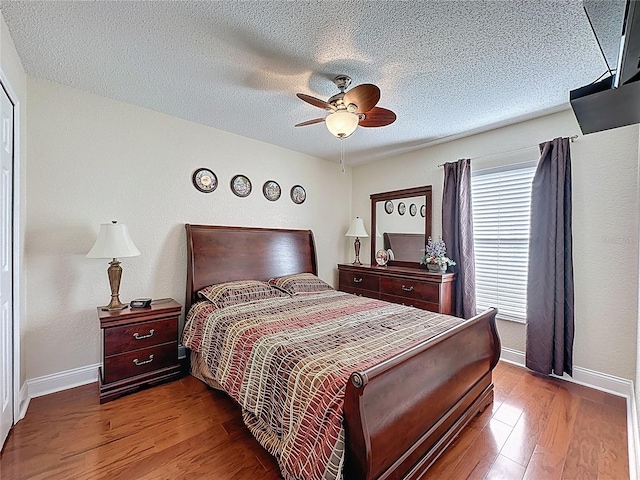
[0,1,617,165]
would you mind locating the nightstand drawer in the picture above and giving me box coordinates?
[104,317,177,356]
[339,270,379,292]
[104,342,178,384]
[380,277,439,303]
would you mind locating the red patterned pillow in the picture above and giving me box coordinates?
[268,273,333,295]
[198,280,288,308]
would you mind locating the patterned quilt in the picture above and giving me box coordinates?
[182,289,465,480]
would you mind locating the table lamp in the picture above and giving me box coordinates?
[87,220,140,311]
[345,217,369,265]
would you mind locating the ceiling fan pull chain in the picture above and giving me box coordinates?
[340,138,345,173]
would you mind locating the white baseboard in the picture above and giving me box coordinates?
[500,347,633,397]
[26,363,100,399]
[500,347,637,479]
[499,347,526,367]
[554,367,634,399]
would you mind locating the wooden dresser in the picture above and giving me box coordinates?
[98,298,182,403]
[338,264,455,315]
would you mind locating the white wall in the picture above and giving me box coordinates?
[1,12,27,386]
[352,109,639,380]
[25,77,352,380]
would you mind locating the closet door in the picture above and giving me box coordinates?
[0,83,14,450]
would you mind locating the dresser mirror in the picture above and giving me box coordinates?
[370,186,432,267]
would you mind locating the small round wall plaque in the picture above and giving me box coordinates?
[262,180,281,201]
[384,200,394,214]
[409,204,417,216]
[192,168,218,193]
[420,204,426,218]
[231,174,252,197]
[290,185,306,204]
[398,202,406,215]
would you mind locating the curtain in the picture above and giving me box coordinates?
[525,137,574,376]
[442,159,477,319]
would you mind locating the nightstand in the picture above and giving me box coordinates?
[98,298,182,403]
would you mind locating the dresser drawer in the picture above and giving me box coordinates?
[104,317,177,356]
[339,270,379,292]
[380,294,440,312]
[341,286,381,300]
[104,341,177,384]
[380,277,439,303]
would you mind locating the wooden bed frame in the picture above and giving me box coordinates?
[185,224,501,480]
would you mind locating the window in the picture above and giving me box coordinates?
[471,162,537,322]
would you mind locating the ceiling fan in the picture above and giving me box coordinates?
[295,75,396,139]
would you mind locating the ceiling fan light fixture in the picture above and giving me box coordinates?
[325,110,359,138]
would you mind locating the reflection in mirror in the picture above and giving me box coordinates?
[370,186,432,268]
[375,196,425,261]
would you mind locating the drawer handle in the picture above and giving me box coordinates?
[353,277,363,283]
[133,329,155,340]
[401,285,414,292]
[133,355,154,366]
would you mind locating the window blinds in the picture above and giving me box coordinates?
[471,162,537,322]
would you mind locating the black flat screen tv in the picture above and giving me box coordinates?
[570,0,640,134]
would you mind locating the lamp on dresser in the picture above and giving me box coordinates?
[87,220,140,311]
[345,217,369,265]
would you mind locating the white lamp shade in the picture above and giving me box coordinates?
[326,111,359,138]
[87,221,141,259]
[345,217,369,238]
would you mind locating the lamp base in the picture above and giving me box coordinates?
[351,236,362,265]
[101,259,129,311]
[101,296,129,311]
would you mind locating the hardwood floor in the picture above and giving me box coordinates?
[0,362,629,479]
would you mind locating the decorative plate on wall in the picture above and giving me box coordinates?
[192,168,218,193]
[420,204,426,218]
[398,202,406,215]
[409,203,417,216]
[262,180,281,201]
[290,185,306,204]
[231,174,252,197]
[384,200,394,214]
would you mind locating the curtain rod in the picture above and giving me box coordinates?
[437,135,578,167]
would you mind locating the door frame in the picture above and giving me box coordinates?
[0,68,22,423]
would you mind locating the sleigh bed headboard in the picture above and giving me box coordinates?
[185,224,318,312]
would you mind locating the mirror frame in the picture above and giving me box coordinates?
[370,185,433,268]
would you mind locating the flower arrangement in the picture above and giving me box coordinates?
[420,236,456,269]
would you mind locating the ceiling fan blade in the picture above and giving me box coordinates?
[296,93,334,111]
[358,107,397,127]
[295,118,326,127]
[343,84,380,113]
